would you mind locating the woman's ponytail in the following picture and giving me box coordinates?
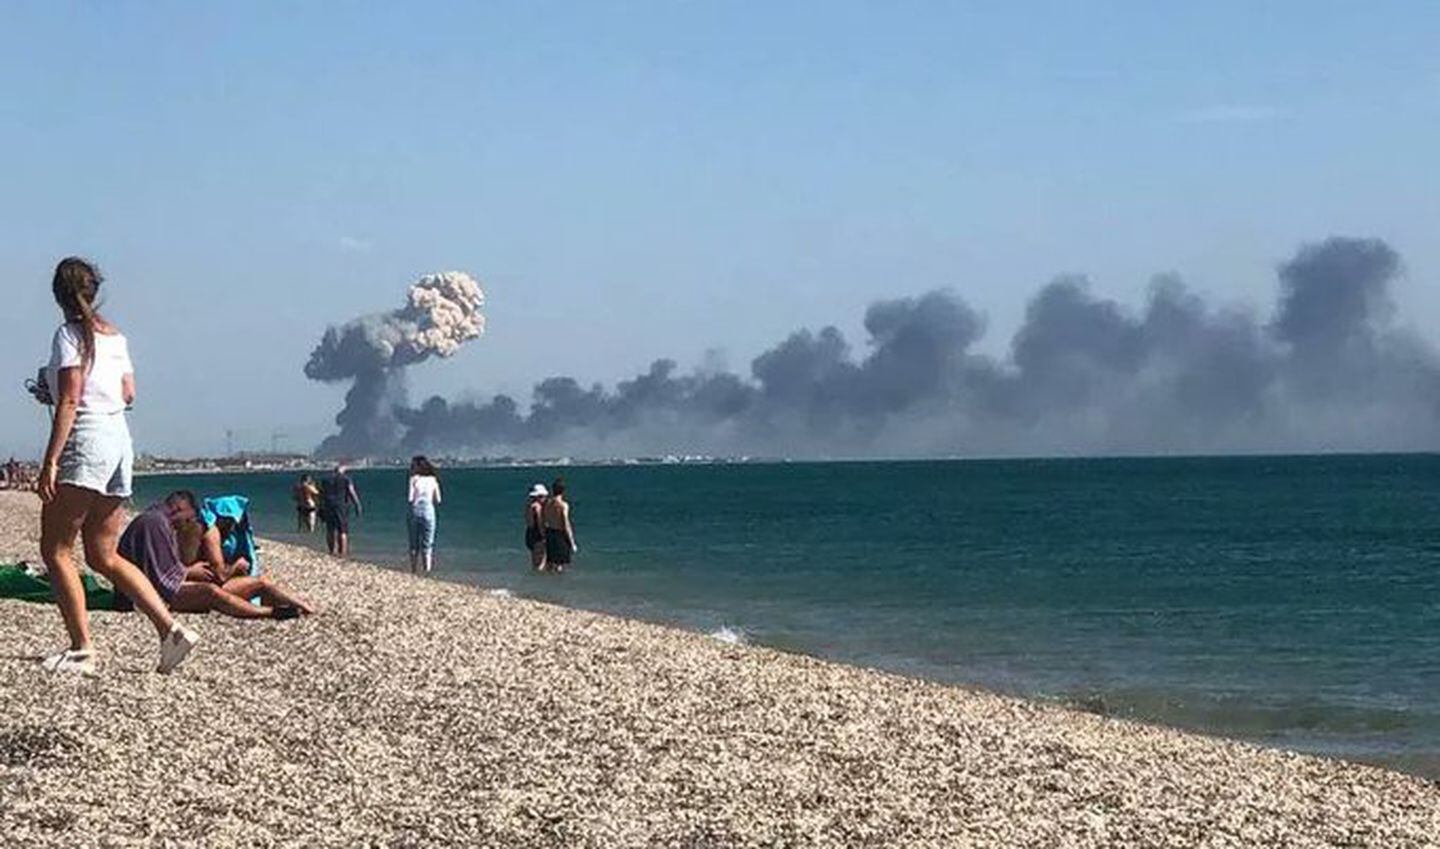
[51,257,102,371]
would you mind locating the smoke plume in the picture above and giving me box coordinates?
[321,237,1440,458]
[305,271,485,457]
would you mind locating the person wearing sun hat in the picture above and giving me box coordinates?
[525,483,548,570]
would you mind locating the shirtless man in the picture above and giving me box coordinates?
[541,478,578,573]
[292,474,321,532]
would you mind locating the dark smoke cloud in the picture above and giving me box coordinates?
[306,272,484,457]
[347,237,1440,458]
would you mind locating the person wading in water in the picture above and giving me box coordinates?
[292,473,320,532]
[524,483,548,570]
[542,478,578,573]
[320,464,363,556]
[406,456,442,574]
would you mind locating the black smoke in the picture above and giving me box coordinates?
[386,236,1439,458]
[306,272,485,457]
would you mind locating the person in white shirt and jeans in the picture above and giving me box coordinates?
[407,455,442,574]
[36,257,199,675]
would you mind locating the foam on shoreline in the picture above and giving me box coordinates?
[708,625,748,646]
[0,491,1436,847]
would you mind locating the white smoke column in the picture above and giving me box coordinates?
[393,271,487,363]
[306,271,487,457]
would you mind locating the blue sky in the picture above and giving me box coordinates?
[2,2,1439,456]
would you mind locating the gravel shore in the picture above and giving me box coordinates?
[0,491,1436,847]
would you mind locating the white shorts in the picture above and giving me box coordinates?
[57,411,134,498]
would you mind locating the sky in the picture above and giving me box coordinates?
[2,2,1439,457]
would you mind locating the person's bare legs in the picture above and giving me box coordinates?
[337,531,349,557]
[82,496,176,639]
[171,582,274,618]
[530,542,547,572]
[39,485,95,651]
[222,575,316,615]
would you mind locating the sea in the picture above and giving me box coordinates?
[134,454,1440,779]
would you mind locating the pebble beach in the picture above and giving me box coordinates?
[0,491,1436,848]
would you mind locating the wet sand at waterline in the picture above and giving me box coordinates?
[0,492,1436,847]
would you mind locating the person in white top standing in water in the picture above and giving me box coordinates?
[407,455,442,574]
[37,257,199,675]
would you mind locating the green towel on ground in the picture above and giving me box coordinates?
[0,563,124,610]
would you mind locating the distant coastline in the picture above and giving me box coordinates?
[132,452,766,477]
[131,448,1440,478]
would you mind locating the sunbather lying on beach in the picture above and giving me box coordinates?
[119,491,315,620]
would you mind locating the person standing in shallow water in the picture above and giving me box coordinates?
[36,257,199,675]
[292,473,320,532]
[407,456,442,574]
[542,478,578,573]
[524,483,548,571]
[320,464,363,556]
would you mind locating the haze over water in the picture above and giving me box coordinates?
[137,454,1440,777]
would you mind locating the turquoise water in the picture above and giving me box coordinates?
[134,455,1440,778]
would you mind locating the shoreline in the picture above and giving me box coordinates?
[275,530,1440,783]
[1,490,1437,846]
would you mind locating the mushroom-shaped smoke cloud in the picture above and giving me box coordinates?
[306,271,485,457]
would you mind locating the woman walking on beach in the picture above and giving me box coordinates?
[542,477,578,573]
[407,456,442,574]
[36,257,199,675]
[524,483,547,570]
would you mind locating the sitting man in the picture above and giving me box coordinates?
[118,491,315,619]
